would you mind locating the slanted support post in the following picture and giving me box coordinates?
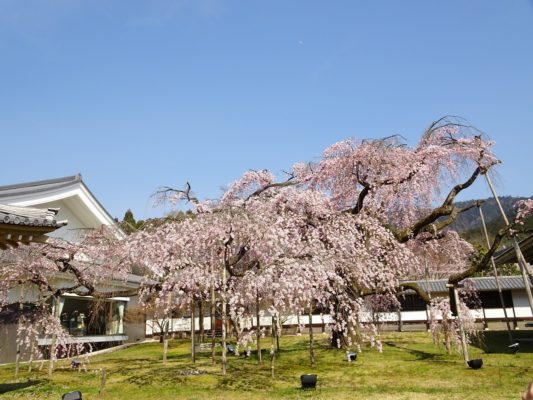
[485,173,533,316]
[479,206,513,343]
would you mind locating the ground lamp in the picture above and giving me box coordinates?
[467,359,483,369]
[509,342,520,355]
[62,391,82,400]
[301,374,317,389]
[346,351,357,362]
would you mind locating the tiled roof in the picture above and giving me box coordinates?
[0,174,81,198]
[0,204,67,227]
[494,234,533,265]
[403,276,527,294]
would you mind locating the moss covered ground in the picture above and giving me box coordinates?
[1,331,533,399]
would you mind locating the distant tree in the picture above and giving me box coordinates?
[120,209,144,235]
[120,209,195,235]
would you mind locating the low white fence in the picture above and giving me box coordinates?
[146,306,533,336]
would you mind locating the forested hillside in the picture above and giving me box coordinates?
[450,196,533,248]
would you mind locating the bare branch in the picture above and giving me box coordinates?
[153,182,199,206]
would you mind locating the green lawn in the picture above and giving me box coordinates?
[1,331,532,399]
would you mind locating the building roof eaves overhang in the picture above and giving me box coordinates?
[0,174,125,240]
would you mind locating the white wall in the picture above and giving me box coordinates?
[512,290,533,318]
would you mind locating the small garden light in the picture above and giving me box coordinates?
[467,359,483,369]
[62,391,82,400]
[300,374,317,389]
[509,342,520,354]
[346,351,357,362]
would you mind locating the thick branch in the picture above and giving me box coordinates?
[448,224,511,285]
[397,166,483,242]
[397,282,432,303]
[431,201,483,232]
[355,282,432,304]
[245,179,295,201]
[349,184,370,215]
[59,261,97,295]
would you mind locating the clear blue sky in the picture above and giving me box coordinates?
[1,0,532,219]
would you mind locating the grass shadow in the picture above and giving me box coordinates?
[471,331,533,354]
[383,341,445,361]
[0,380,42,394]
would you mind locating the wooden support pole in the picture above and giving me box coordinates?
[99,368,107,395]
[163,337,168,363]
[485,173,533,315]
[270,316,276,378]
[309,308,315,368]
[397,310,402,332]
[221,265,227,375]
[256,291,262,364]
[210,264,216,365]
[479,206,513,343]
[199,300,204,343]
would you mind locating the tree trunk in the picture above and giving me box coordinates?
[191,299,196,364]
[275,316,280,352]
[163,334,168,363]
[14,286,24,382]
[199,300,205,343]
[453,286,469,365]
[210,280,216,365]
[48,294,59,377]
[14,343,21,381]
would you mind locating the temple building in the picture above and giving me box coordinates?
[0,175,144,364]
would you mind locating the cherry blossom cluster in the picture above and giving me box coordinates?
[429,297,477,355]
[515,199,533,224]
